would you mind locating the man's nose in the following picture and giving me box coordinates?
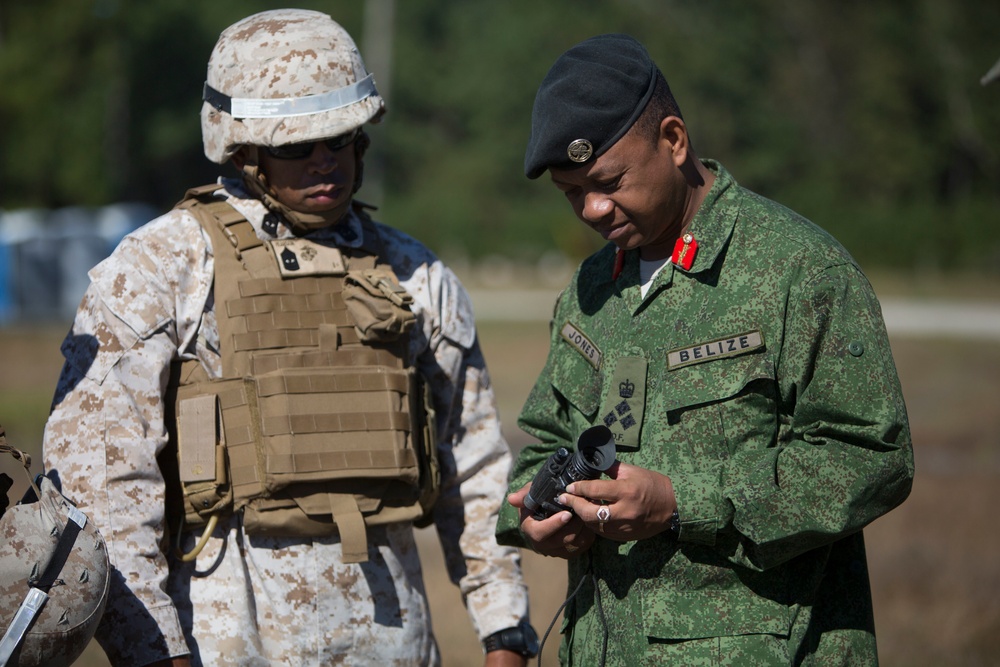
[581,192,613,222]
[309,143,339,172]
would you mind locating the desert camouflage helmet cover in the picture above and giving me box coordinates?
[0,437,109,667]
[201,9,385,164]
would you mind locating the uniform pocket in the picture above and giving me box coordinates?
[663,351,778,461]
[549,334,603,419]
[643,632,790,666]
[664,348,775,412]
[642,589,792,642]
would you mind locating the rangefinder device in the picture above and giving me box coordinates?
[523,425,617,520]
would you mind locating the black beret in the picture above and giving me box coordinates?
[524,34,657,179]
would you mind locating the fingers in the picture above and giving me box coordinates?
[506,482,531,509]
[562,527,595,556]
[564,461,637,501]
[564,478,616,504]
[519,511,592,558]
[554,490,596,517]
[556,492,613,535]
[593,504,613,535]
[510,481,589,555]
[520,509,573,542]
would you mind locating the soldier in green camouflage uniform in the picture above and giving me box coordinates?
[496,34,913,666]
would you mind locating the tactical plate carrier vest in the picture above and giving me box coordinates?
[166,186,439,563]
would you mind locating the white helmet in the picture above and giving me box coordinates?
[201,9,385,164]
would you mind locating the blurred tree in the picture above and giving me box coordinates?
[0,0,362,209]
[0,0,997,270]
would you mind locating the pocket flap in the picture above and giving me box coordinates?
[549,340,603,418]
[664,350,774,413]
[643,590,791,640]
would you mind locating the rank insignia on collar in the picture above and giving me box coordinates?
[270,239,346,277]
[262,213,281,237]
[671,232,698,270]
[612,248,625,280]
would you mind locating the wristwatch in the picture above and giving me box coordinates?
[669,508,681,537]
[482,621,539,658]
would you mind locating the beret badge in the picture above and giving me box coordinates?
[567,139,594,163]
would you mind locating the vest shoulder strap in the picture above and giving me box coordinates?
[175,183,225,209]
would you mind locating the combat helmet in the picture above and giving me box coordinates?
[0,429,109,667]
[201,8,385,164]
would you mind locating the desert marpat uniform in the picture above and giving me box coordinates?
[497,161,913,666]
[43,179,529,666]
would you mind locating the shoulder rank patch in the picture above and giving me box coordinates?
[667,330,765,370]
[560,322,602,370]
[269,239,347,277]
[598,356,646,450]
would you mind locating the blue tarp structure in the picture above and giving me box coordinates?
[0,203,157,324]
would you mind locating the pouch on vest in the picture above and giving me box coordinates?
[175,391,233,524]
[413,371,440,527]
[343,268,417,342]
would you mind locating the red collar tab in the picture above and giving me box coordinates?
[671,233,698,271]
[612,248,625,280]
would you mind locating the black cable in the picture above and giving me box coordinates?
[535,551,611,667]
[536,563,587,667]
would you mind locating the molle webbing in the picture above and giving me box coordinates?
[171,188,435,563]
[216,370,416,493]
[226,276,376,367]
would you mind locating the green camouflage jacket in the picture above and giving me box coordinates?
[497,161,913,666]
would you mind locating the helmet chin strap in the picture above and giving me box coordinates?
[239,143,365,235]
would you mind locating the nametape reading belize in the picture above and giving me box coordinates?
[667,330,764,370]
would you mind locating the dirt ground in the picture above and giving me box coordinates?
[1,288,998,666]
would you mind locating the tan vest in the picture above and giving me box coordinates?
[165,186,439,563]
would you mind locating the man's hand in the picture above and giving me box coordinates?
[484,649,527,667]
[507,482,595,558]
[560,462,677,542]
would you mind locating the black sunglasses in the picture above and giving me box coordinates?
[264,129,360,160]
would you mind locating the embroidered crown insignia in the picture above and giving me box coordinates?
[619,379,635,399]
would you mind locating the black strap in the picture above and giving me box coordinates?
[0,473,12,519]
[203,82,231,114]
[29,505,84,592]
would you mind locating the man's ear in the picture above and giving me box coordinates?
[230,146,249,171]
[659,116,689,167]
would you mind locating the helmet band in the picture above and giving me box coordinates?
[204,73,377,119]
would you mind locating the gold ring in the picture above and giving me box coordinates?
[565,544,579,553]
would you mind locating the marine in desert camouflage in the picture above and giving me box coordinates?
[42,9,531,667]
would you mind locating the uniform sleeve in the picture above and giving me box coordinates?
[678,262,914,570]
[416,262,530,640]
[42,217,211,666]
